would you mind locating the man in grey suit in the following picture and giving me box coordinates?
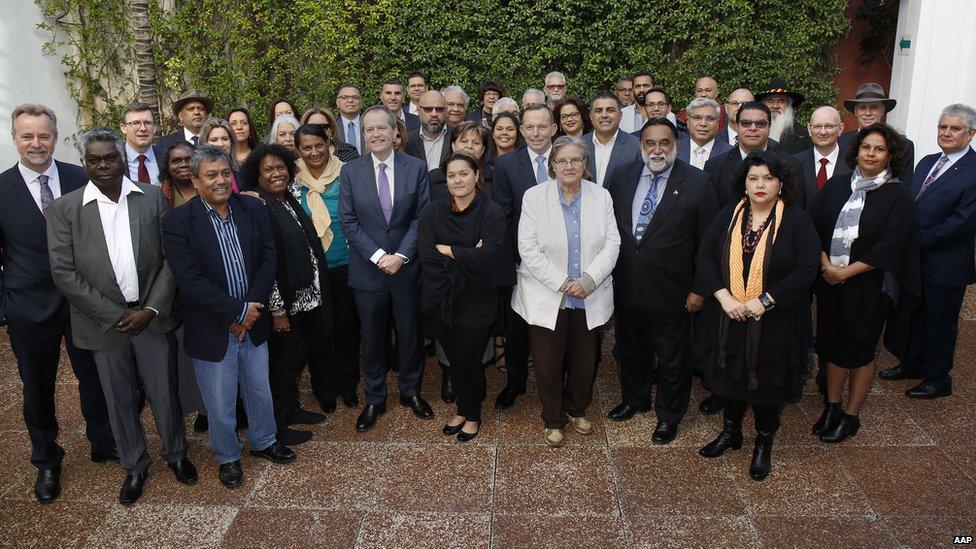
[47,128,194,506]
[677,97,733,170]
[584,92,641,187]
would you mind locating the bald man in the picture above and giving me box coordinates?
[719,88,754,146]
[677,77,725,133]
[405,90,453,201]
[791,106,852,210]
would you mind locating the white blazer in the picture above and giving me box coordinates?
[512,179,621,331]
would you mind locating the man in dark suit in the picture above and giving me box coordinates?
[677,97,733,170]
[162,145,295,488]
[584,92,641,187]
[792,106,852,211]
[880,104,976,399]
[756,78,811,154]
[405,90,453,200]
[339,106,432,431]
[335,83,366,155]
[605,118,719,443]
[120,102,164,185]
[380,78,420,133]
[158,89,213,152]
[48,128,193,505]
[718,88,755,146]
[492,104,558,410]
[838,82,916,183]
[0,104,116,503]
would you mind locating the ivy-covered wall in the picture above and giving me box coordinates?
[38,0,850,135]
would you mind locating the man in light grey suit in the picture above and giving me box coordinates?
[677,97,733,170]
[584,92,641,187]
[47,128,194,506]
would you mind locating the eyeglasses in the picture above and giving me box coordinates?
[337,95,361,101]
[738,120,770,129]
[810,123,840,132]
[123,120,155,128]
[725,100,745,106]
[553,157,584,167]
[559,111,581,121]
[645,101,670,109]
[689,115,719,122]
[546,84,567,90]
[420,106,446,113]
[446,102,466,109]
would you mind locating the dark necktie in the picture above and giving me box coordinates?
[816,158,828,190]
[38,174,54,215]
[137,154,151,184]
[190,135,199,146]
[917,154,949,199]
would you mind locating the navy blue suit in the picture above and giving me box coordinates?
[339,151,429,404]
[0,161,114,469]
[161,194,277,362]
[402,111,421,133]
[676,136,733,168]
[584,131,642,187]
[903,148,976,388]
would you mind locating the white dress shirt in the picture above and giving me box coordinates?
[408,102,420,116]
[726,125,738,145]
[368,151,408,265]
[18,162,61,212]
[82,177,144,302]
[814,145,841,180]
[689,138,716,170]
[593,131,619,186]
[182,127,199,145]
[125,142,160,185]
[420,128,447,172]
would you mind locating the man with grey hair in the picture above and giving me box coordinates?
[838,82,916,182]
[881,103,976,400]
[492,97,520,117]
[677,97,732,170]
[48,128,192,505]
[544,71,567,108]
[1,104,117,504]
[163,144,295,488]
[521,88,546,110]
[441,85,470,127]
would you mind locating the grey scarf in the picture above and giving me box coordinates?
[828,167,894,267]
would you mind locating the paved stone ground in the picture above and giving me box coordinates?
[1,293,975,548]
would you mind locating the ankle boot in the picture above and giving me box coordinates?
[699,419,743,458]
[440,363,455,404]
[811,401,843,435]
[749,430,775,481]
[819,412,860,443]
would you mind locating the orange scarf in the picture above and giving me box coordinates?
[728,198,784,301]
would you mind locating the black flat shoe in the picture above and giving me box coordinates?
[289,408,327,425]
[457,421,480,443]
[90,449,120,463]
[399,395,434,419]
[119,471,148,506]
[218,460,243,488]
[250,441,296,464]
[879,363,923,381]
[652,420,678,444]
[607,402,652,422]
[340,391,359,408]
[356,404,387,432]
[749,431,775,481]
[193,414,209,433]
[168,458,198,485]
[819,412,860,443]
[905,382,952,399]
[698,394,724,415]
[319,399,338,414]
[811,401,843,435]
[34,467,61,504]
[442,418,465,436]
[699,420,743,458]
[494,385,525,411]
[440,364,455,404]
[277,427,313,446]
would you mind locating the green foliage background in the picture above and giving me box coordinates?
[38,0,850,135]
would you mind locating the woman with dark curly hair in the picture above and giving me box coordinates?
[809,123,919,444]
[695,152,820,481]
[553,97,591,138]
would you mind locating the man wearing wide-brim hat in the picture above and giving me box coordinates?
[838,82,916,183]
[158,89,214,153]
[755,77,811,154]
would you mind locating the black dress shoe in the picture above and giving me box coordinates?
[905,382,952,399]
[119,471,148,506]
[289,408,327,425]
[607,402,652,422]
[218,460,243,488]
[819,412,860,443]
[440,364,455,404]
[443,419,465,436]
[749,431,775,481]
[277,427,313,446]
[340,391,359,408]
[167,458,198,485]
[34,467,61,504]
[811,401,843,435]
[90,449,120,463]
[698,394,724,415]
[879,363,923,381]
[494,385,525,411]
[250,441,296,463]
[356,404,387,432]
[318,399,338,414]
[652,420,678,444]
[457,421,480,443]
[699,420,743,458]
[400,395,434,419]
[193,414,209,433]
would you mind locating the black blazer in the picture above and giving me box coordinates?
[123,144,165,183]
[777,123,812,154]
[493,146,544,260]
[839,130,916,183]
[703,144,805,209]
[158,129,193,154]
[405,126,453,202]
[791,147,853,212]
[0,161,88,326]
[606,160,719,312]
[161,194,277,361]
[402,111,421,133]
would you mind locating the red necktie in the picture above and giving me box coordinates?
[816,158,828,190]
[137,154,150,184]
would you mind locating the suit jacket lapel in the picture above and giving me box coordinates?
[81,199,124,297]
[607,134,628,178]
[359,156,384,224]
[643,164,685,241]
[392,153,408,223]
[916,150,974,202]
[190,199,227,291]
[6,166,47,224]
[127,191,142,266]
[619,164,641,244]
[230,196,253,274]
[517,149,535,192]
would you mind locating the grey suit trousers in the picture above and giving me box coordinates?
[93,330,187,473]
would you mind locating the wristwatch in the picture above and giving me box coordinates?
[759,292,775,311]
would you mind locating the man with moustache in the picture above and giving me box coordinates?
[677,97,733,170]
[120,102,164,185]
[615,76,635,107]
[756,78,810,154]
[621,73,655,133]
[335,83,365,154]
[380,78,420,132]
[543,71,567,108]
[584,92,641,187]
[406,90,453,200]
[838,83,916,182]
[158,89,213,152]
[441,85,470,127]
[605,118,718,443]
[720,88,755,145]
[521,88,547,110]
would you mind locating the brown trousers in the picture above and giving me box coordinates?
[528,308,598,429]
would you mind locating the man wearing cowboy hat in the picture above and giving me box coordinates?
[838,82,916,183]
[756,77,810,154]
[158,89,214,153]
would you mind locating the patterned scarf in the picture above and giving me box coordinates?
[828,167,892,267]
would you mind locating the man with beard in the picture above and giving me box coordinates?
[620,73,654,133]
[604,117,718,443]
[838,82,916,182]
[544,71,567,108]
[756,78,811,154]
[615,76,635,107]
[584,93,641,187]
[677,97,732,170]
[406,90,453,200]
[720,88,755,145]
[159,89,213,152]
[441,85,470,127]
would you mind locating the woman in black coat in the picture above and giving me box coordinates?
[419,151,514,442]
[695,152,820,481]
[809,124,920,443]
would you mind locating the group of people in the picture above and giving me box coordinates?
[4,69,975,507]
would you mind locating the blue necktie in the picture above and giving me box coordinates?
[347,121,359,153]
[535,155,548,184]
[634,175,662,241]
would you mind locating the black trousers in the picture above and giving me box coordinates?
[617,308,691,424]
[7,305,115,470]
[268,307,325,427]
[503,286,530,391]
[904,282,966,389]
[308,267,361,403]
[724,399,781,433]
[441,324,493,421]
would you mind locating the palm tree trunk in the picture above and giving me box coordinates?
[130,0,160,123]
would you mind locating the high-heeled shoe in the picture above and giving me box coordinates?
[819,412,860,443]
[811,401,842,435]
[699,419,743,458]
[442,417,465,436]
[456,421,480,443]
[749,430,775,481]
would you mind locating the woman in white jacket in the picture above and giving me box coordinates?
[512,136,621,447]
